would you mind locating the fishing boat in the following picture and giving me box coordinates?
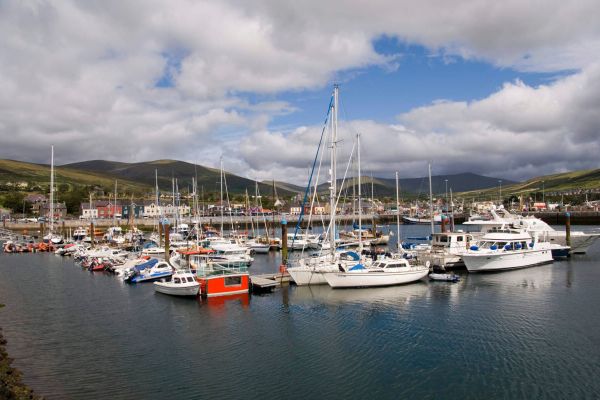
[192,255,250,297]
[154,270,200,296]
[323,256,429,288]
[462,228,554,272]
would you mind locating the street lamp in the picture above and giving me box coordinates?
[444,179,448,211]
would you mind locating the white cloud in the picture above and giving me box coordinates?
[0,0,599,184]
[235,64,600,183]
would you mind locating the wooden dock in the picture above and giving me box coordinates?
[250,272,292,292]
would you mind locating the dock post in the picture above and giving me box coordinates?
[164,223,170,260]
[565,212,571,247]
[281,219,288,266]
[62,221,66,237]
[441,215,447,233]
[40,223,44,238]
[90,222,95,248]
[158,222,163,247]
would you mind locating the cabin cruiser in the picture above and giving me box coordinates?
[417,231,476,269]
[72,227,87,241]
[123,259,173,283]
[208,243,254,267]
[465,208,600,254]
[462,228,554,272]
[323,255,429,288]
[286,233,320,251]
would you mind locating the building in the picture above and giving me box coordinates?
[26,194,48,215]
[40,202,67,220]
[122,202,145,219]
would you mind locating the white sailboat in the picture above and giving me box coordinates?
[44,145,64,245]
[288,89,369,285]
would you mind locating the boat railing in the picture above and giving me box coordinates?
[195,262,248,277]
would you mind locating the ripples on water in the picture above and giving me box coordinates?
[1,225,600,399]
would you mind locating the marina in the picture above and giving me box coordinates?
[1,223,600,399]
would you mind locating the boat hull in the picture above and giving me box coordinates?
[463,249,553,272]
[287,267,329,286]
[154,282,199,296]
[323,268,428,288]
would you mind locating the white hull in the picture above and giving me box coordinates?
[324,268,428,288]
[154,282,199,296]
[544,232,600,254]
[287,267,329,286]
[250,245,270,254]
[463,249,553,272]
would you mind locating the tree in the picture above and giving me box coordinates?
[2,192,26,213]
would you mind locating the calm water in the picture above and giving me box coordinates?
[1,225,600,399]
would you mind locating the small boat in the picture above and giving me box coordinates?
[154,270,200,297]
[124,259,173,283]
[429,273,460,282]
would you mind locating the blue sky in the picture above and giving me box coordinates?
[268,39,565,129]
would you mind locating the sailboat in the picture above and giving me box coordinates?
[288,86,369,285]
[44,145,64,245]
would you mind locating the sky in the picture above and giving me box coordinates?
[1,0,599,185]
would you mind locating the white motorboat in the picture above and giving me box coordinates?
[323,256,429,288]
[247,239,270,254]
[462,228,553,272]
[154,270,200,296]
[417,231,476,269]
[124,259,173,283]
[208,243,254,267]
[465,208,600,254]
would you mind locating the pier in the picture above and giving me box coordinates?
[250,272,292,292]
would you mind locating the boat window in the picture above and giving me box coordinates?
[186,277,194,282]
[174,278,181,284]
[386,263,401,268]
[457,236,463,242]
[225,276,242,286]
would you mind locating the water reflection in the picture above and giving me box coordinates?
[289,282,430,309]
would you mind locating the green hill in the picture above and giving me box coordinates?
[63,159,297,197]
[0,159,150,194]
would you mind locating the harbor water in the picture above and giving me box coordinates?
[1,225,600,399]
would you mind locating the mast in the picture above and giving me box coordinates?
[428,163,434,236]
[396,171,401,252]
[113,180,117,226]
[49,145,54,233]
[357,132,362,252]
[329,85,338,255]
[220,156,224,234]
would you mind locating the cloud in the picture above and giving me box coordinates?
[0,0,599,184]
[235,64,600,183]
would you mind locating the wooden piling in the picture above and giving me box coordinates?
[90,222,95,248]
[441,215,447,233]
[281,219,288,265]
[565,212,571,247]
[158,222,163,247]
[164,223,170,260]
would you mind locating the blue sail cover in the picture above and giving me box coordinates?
[349,264,366,271]
[134,258,159,273]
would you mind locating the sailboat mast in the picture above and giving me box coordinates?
[113,180,117,225]
[220,157,224,234]
[329,85,338,254]
[357,132,362,252]
[396,171,400,252]
[49,145,54,233]
[429,163,434,236]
